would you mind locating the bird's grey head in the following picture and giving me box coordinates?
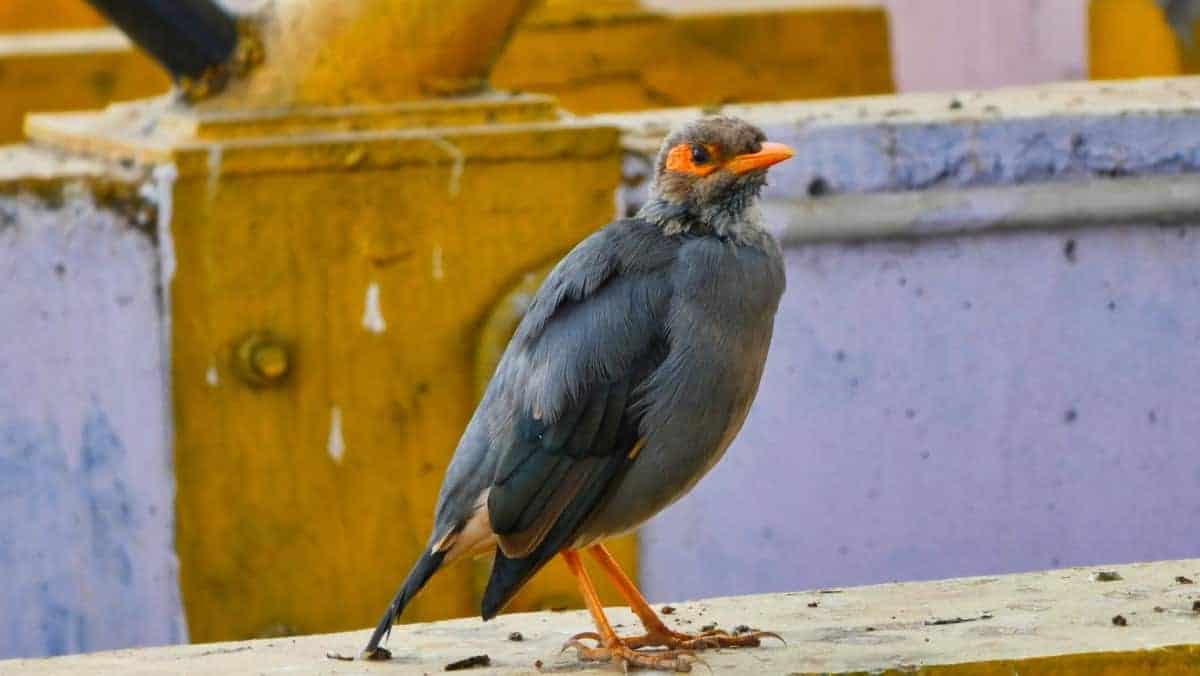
[641,116,793,236]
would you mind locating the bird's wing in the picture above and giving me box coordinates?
[480,220,674,617]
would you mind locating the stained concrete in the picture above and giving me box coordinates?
[2,559,1198,674]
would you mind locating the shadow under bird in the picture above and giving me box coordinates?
[363,116,794,671]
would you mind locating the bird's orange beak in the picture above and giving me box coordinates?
[726,142,795,175]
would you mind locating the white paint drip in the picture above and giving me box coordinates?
[432,245,445,280]
[426,134,464,196]
[205,363,219,387]
[143,160,188,641]
[361,282,387,334]
[327,406,345,464]
[206,144,224,204]
[146,164,178,287]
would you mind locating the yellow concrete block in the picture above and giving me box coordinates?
[27,96,635,642]
[494,4,895,113]
[1090,0,1183,79]
[0,31,169,143]
[0,0,105,31]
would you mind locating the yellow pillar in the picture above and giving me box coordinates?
[1090,0,1182,79]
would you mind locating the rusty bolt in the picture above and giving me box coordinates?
[234,332,291,386]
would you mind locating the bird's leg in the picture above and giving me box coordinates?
[587,544,783,651]
[560,550,696,672]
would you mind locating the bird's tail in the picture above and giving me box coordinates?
[361,549,446,658]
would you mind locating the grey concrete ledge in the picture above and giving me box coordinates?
[4,558,1198,674]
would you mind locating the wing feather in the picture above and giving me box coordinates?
[478,219,675,618]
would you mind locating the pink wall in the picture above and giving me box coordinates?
[884,0,1088,92]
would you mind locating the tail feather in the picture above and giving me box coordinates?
[481,548,553,621]
[361,549,446,658]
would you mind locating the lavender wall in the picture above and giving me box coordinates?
[0,188,186,658]
[643,223,1200,599]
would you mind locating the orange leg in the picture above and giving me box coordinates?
[561,550,695,672]
[587,544,783,651]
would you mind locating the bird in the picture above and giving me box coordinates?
[362,116,792,671]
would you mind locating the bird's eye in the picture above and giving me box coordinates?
[690,144,710,164]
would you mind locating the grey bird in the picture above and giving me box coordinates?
[362,116,792,671]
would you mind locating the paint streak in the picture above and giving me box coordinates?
[205,145,224,205]
[327,407,345,464]
[425,134,464,196]
[361,282,387,334]
[205,363,219,387]
[432,245,445,281]
[1,410,147,657]
[82,410,137,591]
[146,164,177,287]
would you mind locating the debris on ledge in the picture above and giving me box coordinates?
[3,558,1199,674]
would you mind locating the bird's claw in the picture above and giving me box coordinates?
[560,632,603,653]
[562,633,698,672]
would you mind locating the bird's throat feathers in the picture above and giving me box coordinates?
[637,179,768,243]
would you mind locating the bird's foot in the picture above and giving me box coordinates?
[626,626,784,651]
[563,632,699,672]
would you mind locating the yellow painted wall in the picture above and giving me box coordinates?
[495,4,894,113]
[0,40,169,144]
[1089,0,1184,79]
[164,117,634,641]
[0,0,104,30]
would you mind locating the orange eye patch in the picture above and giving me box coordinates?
[665,143,720,177]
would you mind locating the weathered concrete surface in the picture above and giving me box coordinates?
[3,559,1199,674]
[595,78,1200,605]
[0,149,186,658]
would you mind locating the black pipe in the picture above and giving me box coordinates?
[85,0,238,83]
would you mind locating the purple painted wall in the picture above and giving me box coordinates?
[643,223,1200,599]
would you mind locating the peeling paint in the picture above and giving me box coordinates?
[326,407,345,464]
[146,164,177,287]
[360,282,387,334]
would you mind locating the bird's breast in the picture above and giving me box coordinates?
[574,235,784,544]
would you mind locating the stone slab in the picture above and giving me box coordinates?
[3,559,1198,674]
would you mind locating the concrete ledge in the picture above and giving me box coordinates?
[4,559,1198,674]
[599,76,1200,200]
